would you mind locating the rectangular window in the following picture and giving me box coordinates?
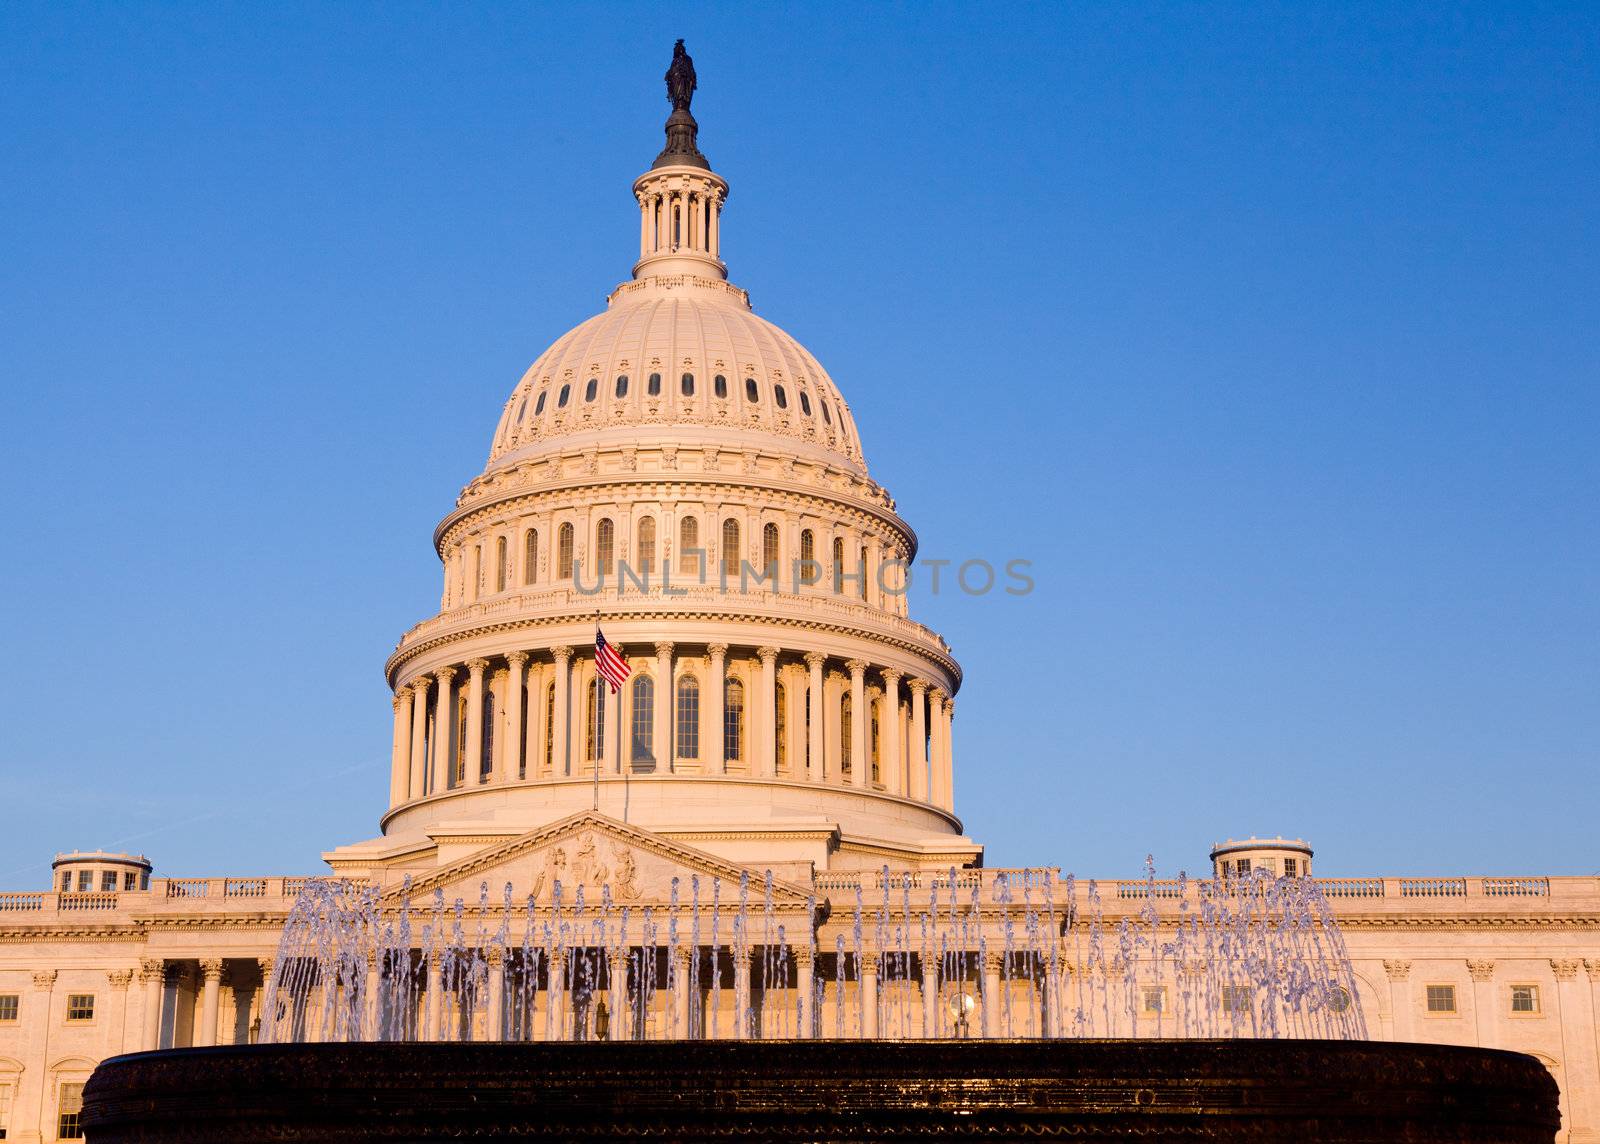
[57,1082,85,1140]
[1234,858,1251,876]
[1426,984,1456,1013]
[75,871,91,892]
[1221,985,1252,1013]
[1510,985,1540,1014]
[65,994,94,1022]
[123,872,137,890]
[1141,986,1166,1014]
[0,994,17,1021]
[60,873,71,892]
[1,1080,12,1139]
[1282,858,1298,877]
[100,871,116,893]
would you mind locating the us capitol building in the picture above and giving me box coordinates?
[2,46,1597,1144]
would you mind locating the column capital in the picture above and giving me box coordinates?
[139,958,166,983]
[880,667,902,685]
[435,665,458,683]
[198,958,225,981]
[982,951,1005,974]
[485,947,505,968]
[945,699,956,718]
[1382,959,1410,982]
[1466,959,1495,982]
[671,946,692,968]
[757,646,779,663]
[507,649,531,667]
[803,650,826,670]
[928,686,947,704]
[845,659,867,676]
[908,677,929,694]
[33,970,57,989]
[1584,958,1600,983]
[256,957,276,982]
[655,641,675,658]
[466,657,490,675]
[859,951,880,975]
[1551,958,1581,982]
[107,968,134,990]
[392,694,405,712]
[607,949,629,972]
[791,945,814,969]
[708,642,729,658]
[552,645,575,663]
[364,948,380,970]
[410,677,432,697]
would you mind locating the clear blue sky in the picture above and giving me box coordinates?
[2,3,1595,884]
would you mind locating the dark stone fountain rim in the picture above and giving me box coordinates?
[84,1038,1562,1143]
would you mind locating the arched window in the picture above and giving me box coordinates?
[762,522,779,578]
[800,529,816,585]
[615,374,629,398]
[803,685,812,772]
[840,691,853,776]
[745,377,759,403]
[679,516,700,576]
[775,681,787,770]
[455,693,468,786]
[799,391,812,416]
[675,676,700,759]
[774,384,788,409]
[495,536,508,592]
[585,377,598,402]
[535,392,548,415]
[869,696,880,784]
[832,537,845,593]
[636,517,656,574]
[859,545,870,599]
[596,518,615,577]
[515,395,527,423]
[558,384,571,408]
[631,675,654,770]
[821,400,832,424]
[722,518,741,577]
[545,681,555,771]
[724,677,744,763]
[714,374,728,399]
[482,690,496,782]
[557,523,575,579]
[681,372,695,396]
[586,677,606,761]
[523,529,538,586]
[648,372,661,396]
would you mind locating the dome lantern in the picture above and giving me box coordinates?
[632,40,729,283]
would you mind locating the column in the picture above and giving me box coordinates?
[545,950,566,1041]
[794,947,814,1039]
[431,666,456,794]
[254,959,275,1044]
[427,952,446,1042]
[607,950,628,1041]
[709,190,720,258]
[909,680,929,801]
[732,949,751,1039]
[638,194,648,259]
[708,643,728,771]
[408,679,430,798]
[390,692,411,805]
[501,651,528,784]
[757,647,779,778]
[880,670,903,795]
[927,689,949,809]
[1467,959,1495,1046]
[805,652,826,782]
[140,959,165,1051]
[1552,959,1597,1134]
[672,948,692,1039]
[465,658,488,786]
[982,951,1003,1039]
[653,642,673,770]
[941,699,956,810]
[551,647,573,777]
[198,958,223,1045]
[1383,960,1411,1042]
[847,660,868,788]
[486,948,505,1040]
[921,952,939,1038]
[106,969,134,1052]
[860,953,880,1039]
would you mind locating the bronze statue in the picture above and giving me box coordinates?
[666,39,696,112]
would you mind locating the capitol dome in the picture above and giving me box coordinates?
[359,46,975,881]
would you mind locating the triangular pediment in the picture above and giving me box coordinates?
[383,812,815,910]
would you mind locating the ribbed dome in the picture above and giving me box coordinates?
[486,279,867,476]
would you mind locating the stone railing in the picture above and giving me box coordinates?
[225,878,269,898]
[59,892,119,911]
[1316,878,1386,898]
[0,892,45,912]
[166,878,211,899]
[1399,877,1468,898]
[1481,876,1550,897]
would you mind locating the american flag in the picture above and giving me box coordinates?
[595,628,632,692]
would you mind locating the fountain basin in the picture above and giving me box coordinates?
[83,1038,1558,1142]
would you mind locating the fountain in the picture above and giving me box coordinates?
[82,864,1560,1141]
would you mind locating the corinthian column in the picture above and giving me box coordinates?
[860,953,880,1039]
[939,699,956,811]
[757,647,779,778]
[551,647,573,777]
[908,679,929,802]
[465,658,489,787]
[847,660,868,788]
[708,643,728,771]
[408,679,430,798]
[140,959,165,1051]
[390,692,411,806]
[501,651,528,784]
[880,670,902,795]
[1383,960,1411,1041]
[431,666,456,794]
[199,958,224,1045]
[794,946,815,1039]
[804,652,826,782]
[654,642,673,771]
[927,689,949,809]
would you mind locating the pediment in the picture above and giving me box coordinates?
[384,812,815,911]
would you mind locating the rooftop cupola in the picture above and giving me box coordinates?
[632,40,729,283]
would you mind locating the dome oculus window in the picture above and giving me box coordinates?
[585,378,598,402]
[774,385,788,409]
[558,384,571,408]
[535,392,548,415]
[714,374,728,399]
[799,391,812,415]
[648,372,662,396]
[744,378,759,403]
[681,372,695,396]
[615,375,629,398]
